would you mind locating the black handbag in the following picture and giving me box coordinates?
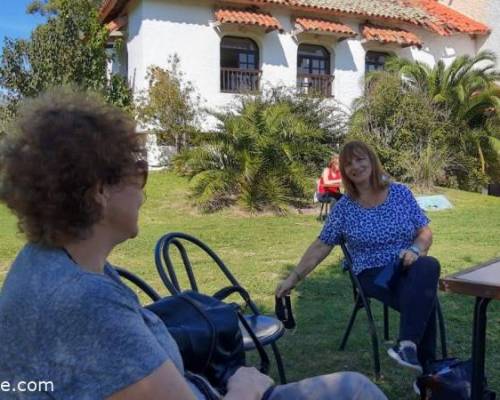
[416,358,495,400]
[145,289,269,394]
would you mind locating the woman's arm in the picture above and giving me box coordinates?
[401,226,433,267]
[322,168,342,187]
[107,360,197,400]
[276,238,333,297]
[108,362,273,400]
[413,225,432,256]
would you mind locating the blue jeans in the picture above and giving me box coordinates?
[357,256,441,367]
[269,371,387,400]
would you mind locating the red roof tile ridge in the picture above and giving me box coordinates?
[295,16,356,35]
[215,7,283,31]
[362,23,423,46]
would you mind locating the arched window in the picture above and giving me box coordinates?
[220,36,260,93]
[365,51,389,73]
[297,44,333,97]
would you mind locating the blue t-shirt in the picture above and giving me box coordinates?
[319,182,429,275]
[0,244,205,399]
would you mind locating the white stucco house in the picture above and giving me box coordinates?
[100,0,496,163]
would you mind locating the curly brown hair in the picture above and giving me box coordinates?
[0,88,147,246]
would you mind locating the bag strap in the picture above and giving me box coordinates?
[178,293,217,373]
[237,311,270,375]
[214,285,271,375]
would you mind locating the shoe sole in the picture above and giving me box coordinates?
[387,348,423,373]
[413,381,420,396]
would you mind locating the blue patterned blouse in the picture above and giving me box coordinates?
[319,182,429,275]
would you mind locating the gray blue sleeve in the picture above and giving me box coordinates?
[48,276,170,399]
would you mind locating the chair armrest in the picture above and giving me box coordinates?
[212,285,260,315]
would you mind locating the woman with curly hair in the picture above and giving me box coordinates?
[0,90,386,400]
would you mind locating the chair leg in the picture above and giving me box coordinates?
[339,297,362,351]
[270,342,287,384]
[318,203,325,221]
[383,304,390,341]
[437,299,448,358]
[363,299,381,379]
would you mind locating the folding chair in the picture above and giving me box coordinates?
[154,232,288,383]
[338,240,448,379]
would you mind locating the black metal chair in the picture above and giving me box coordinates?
[317,196,331,221]
[154,232,287,384]
[338,241,448,379]
[114,266,162,302]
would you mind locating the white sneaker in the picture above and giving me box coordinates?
[413,380,420,396]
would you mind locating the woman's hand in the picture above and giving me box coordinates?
[225,367,274,400]
[275,273,299,298]
[400,249,419,268]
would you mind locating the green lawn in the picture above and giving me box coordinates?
[1,171,499,399]
[493,137,500,155]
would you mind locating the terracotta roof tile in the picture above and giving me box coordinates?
[415,0,490,36]
[106,16,127,32]
[362,24,423,47]
[295,17,356,36]
[101,0,490,36]
[291,0,432,23]
[215,8,283,32]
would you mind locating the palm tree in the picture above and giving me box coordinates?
[176,97,329,213]
[385,51,500,173]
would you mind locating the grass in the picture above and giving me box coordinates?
[1,170,500,399]
[492,137,500,154]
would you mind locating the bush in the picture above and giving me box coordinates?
[136,55,200,152]
[348,72,495,191]
[174,89,347,213]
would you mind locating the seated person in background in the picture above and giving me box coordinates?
[0,89,387,400]
[317,154,342,203]
[277,140,440,385]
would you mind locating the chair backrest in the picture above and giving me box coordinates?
[114,266,162,302]
[154,232,260,314]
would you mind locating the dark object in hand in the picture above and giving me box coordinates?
[275,295,296,329]
[375,259,404,290]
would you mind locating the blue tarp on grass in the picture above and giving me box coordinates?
[416,195,453,211]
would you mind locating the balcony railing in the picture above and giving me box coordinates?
[221,68,262,93]
[297,73,334,97]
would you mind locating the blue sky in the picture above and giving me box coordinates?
[0,1,45,49]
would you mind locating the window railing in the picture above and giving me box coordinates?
[296,73,334,97]
[220,68,262,93]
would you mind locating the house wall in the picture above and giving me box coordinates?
[439,0,500,64]
[125,0,479,117]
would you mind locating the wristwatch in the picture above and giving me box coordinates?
[409,244,421,257]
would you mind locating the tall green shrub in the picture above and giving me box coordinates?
[0,0,132,116]
[175,91,343,213]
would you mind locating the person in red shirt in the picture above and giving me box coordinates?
[317,154,342,203]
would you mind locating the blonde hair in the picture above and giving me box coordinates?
[339,141,389,198]
[327,154,339,169]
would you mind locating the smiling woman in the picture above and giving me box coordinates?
[277,140,441,395]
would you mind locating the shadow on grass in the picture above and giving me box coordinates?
[121,238,500,400]
[270,256,500,400]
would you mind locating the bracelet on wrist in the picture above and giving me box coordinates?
[409,244,421,257]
